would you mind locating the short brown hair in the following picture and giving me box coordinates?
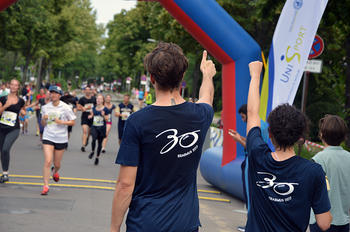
[144,42,188,91]
[319,115,348,146]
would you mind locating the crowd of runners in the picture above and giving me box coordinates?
[0,79,140,196]
[0,42,350,232]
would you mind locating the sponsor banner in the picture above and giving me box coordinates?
[260,0,328,120]
[210,127,223,148]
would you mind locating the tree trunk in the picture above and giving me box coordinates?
[22,54,31,84]
[36,57,43,91]
[345,34,350,147]
[10,51,18,76]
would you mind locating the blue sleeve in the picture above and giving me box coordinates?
[311,165,331,214]
[246,127,270,157]
[115,118,140,166]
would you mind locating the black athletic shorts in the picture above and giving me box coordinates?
[81,115,93,127]
[42,140,68,150]
[68,125,72,133]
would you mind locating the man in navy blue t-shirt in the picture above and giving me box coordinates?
[244,61,332,232]
[110,43,216,232]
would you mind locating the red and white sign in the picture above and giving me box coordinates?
[309,35,324,59]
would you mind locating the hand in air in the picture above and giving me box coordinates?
[248,61,263,78]
[200,50,216,79]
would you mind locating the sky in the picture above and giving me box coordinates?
[90,0,137,25]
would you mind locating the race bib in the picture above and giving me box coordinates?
[47,112,60,125]
[93,115,104,126]
[107,114,112,123]
[121,111,130,121]
[85,103,93,112]
[0,111,17,127]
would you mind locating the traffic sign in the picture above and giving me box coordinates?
[309,35,324,59]
[304,59,323,73]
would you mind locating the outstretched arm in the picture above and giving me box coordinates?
[196,51,216,106]
[246,61,263,136]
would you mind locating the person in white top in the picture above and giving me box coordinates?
[40,86,76,195]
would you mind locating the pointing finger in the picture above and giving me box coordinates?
[201,50,207,63]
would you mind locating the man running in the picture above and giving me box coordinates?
[61,91,78,139]
[110,43,216,232]
[115,94,133,144]
[0,79,25,183]
[77,86,96,152]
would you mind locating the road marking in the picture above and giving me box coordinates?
[9,175,221,194]
[199,196,231,203]
[198,189,221,194]
[9,174,116,184]
[5,181,229,202]
[6,181,115,190]
[232,209,247,214]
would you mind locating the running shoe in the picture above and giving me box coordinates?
[51,167,59,182]
[0,174,9,183]
[237,226,246,232]
[88,152,94,159]
[94,157,99,165]
[101,149,106,153]
[81,146,85,152]
[41,186,49,195]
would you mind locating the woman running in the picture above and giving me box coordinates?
[88,94,108,165]
[0,79,25,183]
[40,86,76,195]
[101,94,115,153]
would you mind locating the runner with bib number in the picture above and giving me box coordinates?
[88,94,108,165]
[0,79,25,183]
[115,94,133,144]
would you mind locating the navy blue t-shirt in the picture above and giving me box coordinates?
[104,104,116,123]
[245,127,330,232]
[117,103,133,125]
[116,102,214,232]
[92,106,107,128]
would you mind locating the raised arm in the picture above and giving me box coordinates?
[246,61,263,136]
[196,51,216,106]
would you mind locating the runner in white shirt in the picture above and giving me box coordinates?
[40,86,76,195]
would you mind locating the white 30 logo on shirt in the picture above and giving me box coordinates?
[256,172,299,196]
[155,129,200,154]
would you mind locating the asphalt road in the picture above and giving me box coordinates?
[0,94,246,232]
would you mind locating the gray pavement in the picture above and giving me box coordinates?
[0,95,246,232]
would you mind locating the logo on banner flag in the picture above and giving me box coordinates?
[259,0,328,121]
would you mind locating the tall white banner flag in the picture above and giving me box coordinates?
[261,0,328,119]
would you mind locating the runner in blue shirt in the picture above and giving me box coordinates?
[110,43,216,232]
[244,61,332,232]
[115,94,133,145]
